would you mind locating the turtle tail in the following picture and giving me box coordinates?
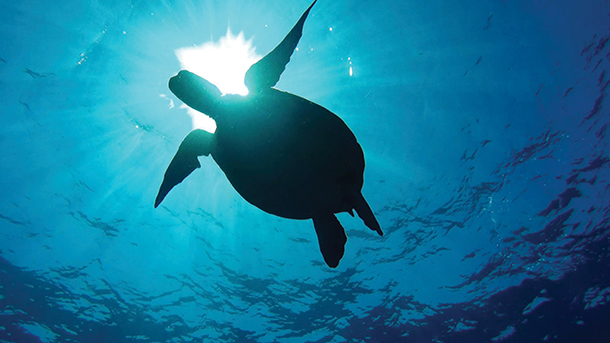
[351,192,383,236]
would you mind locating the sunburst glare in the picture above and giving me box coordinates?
[174,29,262,132]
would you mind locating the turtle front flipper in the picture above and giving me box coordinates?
[313,213,347,268]
[155,129,215,208]
[244,0,317,93]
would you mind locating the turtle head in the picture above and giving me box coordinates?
[169,70,223,117]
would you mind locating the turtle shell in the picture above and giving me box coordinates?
[212,89,365,220]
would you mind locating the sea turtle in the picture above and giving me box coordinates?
[155,0,383,267]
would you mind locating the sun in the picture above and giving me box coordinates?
[174,29,262,132]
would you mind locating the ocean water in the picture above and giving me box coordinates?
[1,0,610,342]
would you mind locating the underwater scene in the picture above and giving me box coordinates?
[1,0,610,342]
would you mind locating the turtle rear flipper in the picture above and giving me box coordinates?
[155,130,215,208]
[313,214,347,268]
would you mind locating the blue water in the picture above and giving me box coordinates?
[1,0,610,342]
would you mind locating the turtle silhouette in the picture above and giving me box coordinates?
[155,0,382,267]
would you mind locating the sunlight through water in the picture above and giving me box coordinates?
[174,29,262,132]
[3,0,610,341]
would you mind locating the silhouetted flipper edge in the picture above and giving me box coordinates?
[155,130,215,208]
[244,0,317,93]
[351,192,384,236]
[313,213,347,268]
